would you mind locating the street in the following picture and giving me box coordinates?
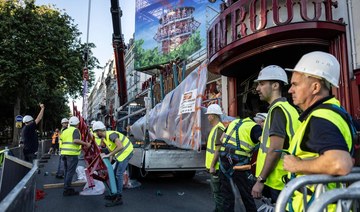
[35,155,214,212]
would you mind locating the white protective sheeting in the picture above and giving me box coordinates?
[131,61,211,150]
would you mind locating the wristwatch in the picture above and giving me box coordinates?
[257,176,266,183]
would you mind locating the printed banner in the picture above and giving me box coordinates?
[178,89,197,114]
[134,0,220,69]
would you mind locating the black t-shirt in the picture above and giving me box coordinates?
[109,132,119,143]
[298,96,351,154]
[21,122,39,154]
[73,128,81,140]
[250,124,262,144]
[301,116,349,154]
[269,107,289,149]
[215,128,225,146]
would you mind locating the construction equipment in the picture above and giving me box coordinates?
[72,104,117,194]
[110,0,127,106]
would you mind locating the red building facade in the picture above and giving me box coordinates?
[207,0,360,118]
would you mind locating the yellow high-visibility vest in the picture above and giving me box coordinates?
[103,131,133,162]
[288,98,352,212]
[256,101,300,190]
[60,126,81,156]
[220,118,258,161]
[206,122,225,170]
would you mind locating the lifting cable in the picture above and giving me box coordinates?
[82,0,92,120]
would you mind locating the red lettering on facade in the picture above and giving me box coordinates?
[237,6,248,39]
[323,0,343,23]
[208,0,344,59]
[219,17,227,48]
[273,0,294,25]
[250,0,267,33]
[299,0,322,21]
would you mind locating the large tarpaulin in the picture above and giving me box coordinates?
[131,61,211,150]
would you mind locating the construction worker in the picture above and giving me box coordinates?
[60,116,90,196]
[92,121,134,207]
[55,118,68,179]
[205,104,225,212]
[252,65,300,203]
[219,112,262,212]
[253,113,267,129]
[48,128,60,155]
[90,120,102,146]
[283,51,354,212]
[21,103,45,162]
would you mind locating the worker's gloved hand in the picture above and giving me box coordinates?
[100,153,110,159]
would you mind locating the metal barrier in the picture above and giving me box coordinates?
[0,155,37,212]
[275,168,360,212]
[307,181,360,212]
[38,139,52,158]
[0,139,49,212]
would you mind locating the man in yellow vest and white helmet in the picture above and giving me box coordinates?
[60,116,91,196]
[205,104,225,212]
[90,120,102,146]
[284,51,354,212]
[252,65,300,203]
[93,121,134,207]
[219,110,262,212]
[55,118,69,179]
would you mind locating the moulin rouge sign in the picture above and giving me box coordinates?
[208,0,344,57]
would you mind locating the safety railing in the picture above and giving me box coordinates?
[275,167,360,212]
[0,146,24,167]
[202,97,222,107]
[307,181,360,212]
[0,154,37,212]
[117,107,146,123]
[38,139,52,158]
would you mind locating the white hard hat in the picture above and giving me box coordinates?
[23,115,34,123]
[92,121,106,131]
[254,113,267,122]
[254,65,288,85]
[91,120,96,126]
[205,104,223,115]
[69,116,80,126]
[61,118,69,124]
[285,51,340,87]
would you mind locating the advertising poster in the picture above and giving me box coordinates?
[135,0,221,69]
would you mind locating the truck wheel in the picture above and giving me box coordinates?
[173,171,196,179]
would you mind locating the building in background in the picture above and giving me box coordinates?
[207,0,360,119]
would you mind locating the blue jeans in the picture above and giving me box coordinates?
[114,153,133,195]
[63,155,79,190]
[56,155,64,176]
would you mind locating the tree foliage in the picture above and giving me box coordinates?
[134,31,202,69]
[0,0,100,136]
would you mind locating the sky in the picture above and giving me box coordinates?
[35,0,136,112]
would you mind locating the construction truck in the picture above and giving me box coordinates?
[110,1,215,179]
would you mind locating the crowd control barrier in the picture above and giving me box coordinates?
[0,154,38,212]
[275,167,360,212]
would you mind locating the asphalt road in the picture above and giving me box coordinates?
[35,155,214,212]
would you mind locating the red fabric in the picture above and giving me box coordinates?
[35,189,45,201]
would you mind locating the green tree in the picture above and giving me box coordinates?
[134,31,202,70]
[0,0,99,145]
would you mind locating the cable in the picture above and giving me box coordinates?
[85,0,92,67]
